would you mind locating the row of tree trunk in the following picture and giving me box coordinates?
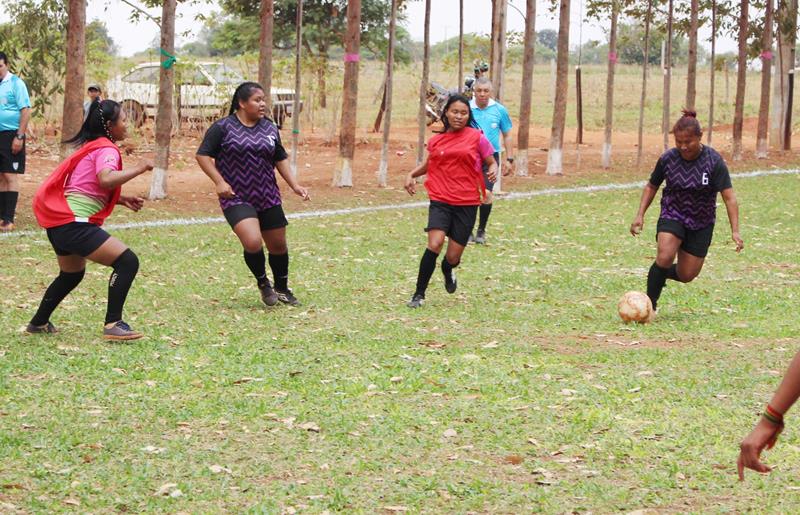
[60,0,799,196]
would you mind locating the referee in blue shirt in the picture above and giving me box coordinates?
[469,77,513,244]
[0,51,31,232]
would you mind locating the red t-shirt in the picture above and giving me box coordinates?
[424,127,494,206]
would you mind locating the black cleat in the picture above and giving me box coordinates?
[407,294,424,308]
[275,288,300,306]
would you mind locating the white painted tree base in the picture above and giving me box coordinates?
[149,168,168,200]
[601,142,612,169]
[756,139,768,159]
[516,150,529,177]
[378,158,388,187]
[546,148,563,175]
[334,157,353,187]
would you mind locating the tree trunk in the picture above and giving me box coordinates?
[708,0,716,146]
[636,0,653,169]
[317,45,328,109]
[416,0,431,166]
[517,0,536,177]
[662,0,673,151]
[546,0,570,176]
[258,0,274,113]
[685,0,699,110]
[61,0,85,157]
[334,0,361,186]
[770,0,798,149]
[149,0,176,200]
[458,0,464,93]
[732,0,748,161]
[377,0,397,187]
[290,0,303,177]
[490,0,508,101]
[602,0,619,169]
[756,0,774,158]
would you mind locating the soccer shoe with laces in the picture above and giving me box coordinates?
[474,230,487,244]
[275,288,300,306]
[259,281,279,306]
[103,320,144,341]
[25,322,59,334]
[407,294,424,308]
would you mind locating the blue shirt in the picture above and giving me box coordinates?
[470,98,512,152]
[0,73,31,132]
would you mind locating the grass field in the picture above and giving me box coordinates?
[2,171,800,512]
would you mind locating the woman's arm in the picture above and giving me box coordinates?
[195,154,235,199]
[720,187,744,252]
[630,183,658,236]
[738,350,800,479]
[274,159,309,200]
[97,159,153,190]
[404,156,429,196]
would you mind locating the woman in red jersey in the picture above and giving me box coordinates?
[404,95,497,308]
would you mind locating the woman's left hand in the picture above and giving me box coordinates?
[732,232,744,252]
[293,185,310,201]
[487,167,498,184]
[118,196,145,212]
[738,418,783,480]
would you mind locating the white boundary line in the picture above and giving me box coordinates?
[2,167,798,240]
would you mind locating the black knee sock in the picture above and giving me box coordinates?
[244,249,269,287]
[269,252,289,291]
[441,257,459,280]
[666,264,681,282]
[646,262,671,311]
[105,249,139,324]
[30,269,85,326]
[478,203,492,232]
[414,248,439,297]
[4,191,19,223]
[0,192,7,222]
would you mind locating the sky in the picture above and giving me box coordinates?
[83,0,739,58]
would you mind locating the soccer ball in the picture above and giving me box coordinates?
[617,291,653,323]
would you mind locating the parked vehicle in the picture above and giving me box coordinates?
[106,61,302,128]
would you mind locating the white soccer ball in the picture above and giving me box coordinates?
[617,291,653,323]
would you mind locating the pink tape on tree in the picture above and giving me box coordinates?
[761,50,774,60]
[344,53,360,62]
[608,52,618,63]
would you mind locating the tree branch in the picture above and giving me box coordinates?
[120,0,161,28]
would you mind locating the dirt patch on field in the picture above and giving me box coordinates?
[11,118,800,231]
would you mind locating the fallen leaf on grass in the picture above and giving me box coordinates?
[141,446,165,454]
[503,454,524,465]
[443,428,458,438]
[418,341,446,349]
[153,483,178,497]
[2,484,25,490]
[299,422,320,432]
[390,376,403,383]
[482,341,499,349]
[384,506,408,512]
[208,464,232,474]
[63,498,80,506]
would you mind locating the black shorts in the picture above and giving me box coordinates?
[425,200,479,247]
[656,218,714,258]
[46,222,111,257]
[0,130,25,174]
[481,152,500,191]
[223,203,288,231]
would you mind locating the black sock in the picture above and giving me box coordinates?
[244,249,268,287]
[478,203,492,232]
[666,264,681,282]
[441,258,459,280]
[414,248,439,297]
[269,252,289,291]
[30,269,85,326]
[105,249,139,324]
[0,192,7,222]
[646,262,670,311]
[5,191,18,223]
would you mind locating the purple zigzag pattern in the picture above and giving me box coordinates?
[216,117,282,211]
[659,147,721,230]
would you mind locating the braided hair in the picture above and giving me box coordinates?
[229,81,265,116]
[63,99,122,146]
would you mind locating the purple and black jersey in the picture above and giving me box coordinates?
[197,115,288,211]
[649,146,732,230]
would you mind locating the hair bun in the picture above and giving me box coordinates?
[681,108,697,118]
